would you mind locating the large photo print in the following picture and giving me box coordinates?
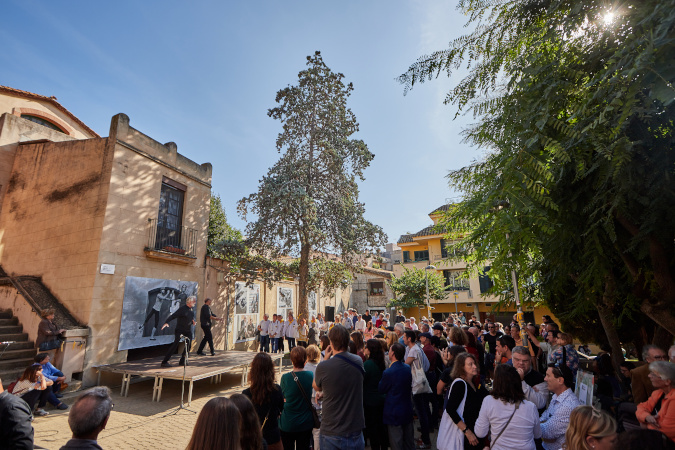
[118,276,198,351]
[235,282,260,343]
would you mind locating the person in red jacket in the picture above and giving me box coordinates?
[636,361,675,442]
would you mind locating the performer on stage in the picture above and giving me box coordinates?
[160,296,197,367]
[197,298,222,356]
[139,288,172,340]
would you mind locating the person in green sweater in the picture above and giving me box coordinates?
[364,338,388,450]
[279,346,314,449]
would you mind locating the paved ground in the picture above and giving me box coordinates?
[33,362,439,450]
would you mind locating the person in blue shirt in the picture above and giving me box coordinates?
[34,353,68,410]
[379,343,414,450]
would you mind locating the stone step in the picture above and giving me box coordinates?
[0,347,37,360]
[0,311,12,319]
[0,341,35,350]
[0,367,24,386]
[0,325,23,334]
[0,317,18,326]
[0,357,35,371]
[0,333,28,342]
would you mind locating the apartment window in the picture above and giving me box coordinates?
[440,239,448,258]
[156,179,185,250]
[403,251,411,263]
[370,282,384,296]
[414,250,429,262]
[479,266,494,294]
[444,270,470,290]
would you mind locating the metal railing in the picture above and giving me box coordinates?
[146,218,197,258]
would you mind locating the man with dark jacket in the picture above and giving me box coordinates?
[160,296,196,367]
[196,298,222,356]
[0,377,33,450]
[379,343,414,450]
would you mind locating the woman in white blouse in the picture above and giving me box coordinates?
[474,364,542,450]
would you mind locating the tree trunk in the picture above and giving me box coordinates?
[598,276,624,370]
[652,325,673,351]
[298,242,311,321]
[640,300,675,337]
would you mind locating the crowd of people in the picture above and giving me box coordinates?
[4,307,675,450]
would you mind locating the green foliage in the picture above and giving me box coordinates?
[388,266,446,309]
[400,0,675,337]
[207,194,243,259]
[239,51,387,319]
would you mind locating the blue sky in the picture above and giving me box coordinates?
[2,0,478,248]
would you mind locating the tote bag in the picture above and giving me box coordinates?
[411,355,432,395]
[437,378,468,450]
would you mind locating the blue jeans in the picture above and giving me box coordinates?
[271,338,279,353]
[320,431,365,450]
[259,335,270,352]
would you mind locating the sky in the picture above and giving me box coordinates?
[1,0,480,248]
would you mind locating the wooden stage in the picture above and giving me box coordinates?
[95,350,283,406]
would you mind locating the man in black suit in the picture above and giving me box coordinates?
[197,298,222,356]
[160,296,196,367]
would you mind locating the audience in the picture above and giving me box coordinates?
[363,338,388,450]
[11,364,52,416]
[474,364,541,450]
[540,362,581,450]
[243,353,284,450]
[564,405,616,450]
[230,394,264,450]
[0,376,33,450]
[59,387,113,450]
[379,342,414,450]
[279,346,314,449]
[636,361,675,441]
[35,352,68,410]
[186,397,241,450]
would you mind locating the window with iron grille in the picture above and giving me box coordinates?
[443,270,470,290]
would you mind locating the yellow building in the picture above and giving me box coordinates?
[393,205,556,325]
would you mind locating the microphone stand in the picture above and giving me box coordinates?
[163,336,197,416]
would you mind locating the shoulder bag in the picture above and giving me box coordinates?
[411,350,432,395]
[291,372,321,429]
[437,378,468,450]
[488,401,520,449]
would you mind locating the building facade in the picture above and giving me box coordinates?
[394,205,556,325]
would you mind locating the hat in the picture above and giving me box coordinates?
[386,326,395,332]
[432,323,444,331]
[419,332,432,339]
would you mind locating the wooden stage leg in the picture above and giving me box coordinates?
[152,377,158,401]
[241,366,245,386]
[124,375,131,397]
[120,374,127,396]
[188,380,194,406]
[157,377,164,402]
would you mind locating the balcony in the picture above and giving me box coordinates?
[144,218,198,264]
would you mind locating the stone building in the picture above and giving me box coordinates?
[0,85,211,385]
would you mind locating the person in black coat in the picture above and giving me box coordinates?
[160,296,196,367]
[197,298,222,356]
[0,377,33,450]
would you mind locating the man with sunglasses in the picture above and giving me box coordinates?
[540,362,581,450]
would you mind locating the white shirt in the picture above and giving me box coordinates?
[269,320,280,337]
[521,378,549,410]
[355,319,366,332]
[284,319,298,338]
[410,323,418,331]
[258,320,271,336]
[474,397,541,450]
[405,344,430,373]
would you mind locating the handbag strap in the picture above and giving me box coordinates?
[333,353,365,376]
[291,371,315,413]
[490,401,520,448]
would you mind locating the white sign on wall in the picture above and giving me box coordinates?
[100,264,115,275]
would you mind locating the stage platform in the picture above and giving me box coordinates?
[95,350,284,406]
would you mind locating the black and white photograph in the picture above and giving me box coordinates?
[118,276,198,351]
[308,291,317,318]
[235,282,260,343]
[278,286,292,308]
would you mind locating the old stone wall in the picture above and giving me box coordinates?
[0,137,113,325]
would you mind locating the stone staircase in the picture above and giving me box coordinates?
[0,309,36,387]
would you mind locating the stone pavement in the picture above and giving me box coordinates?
[33,363,440,450]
